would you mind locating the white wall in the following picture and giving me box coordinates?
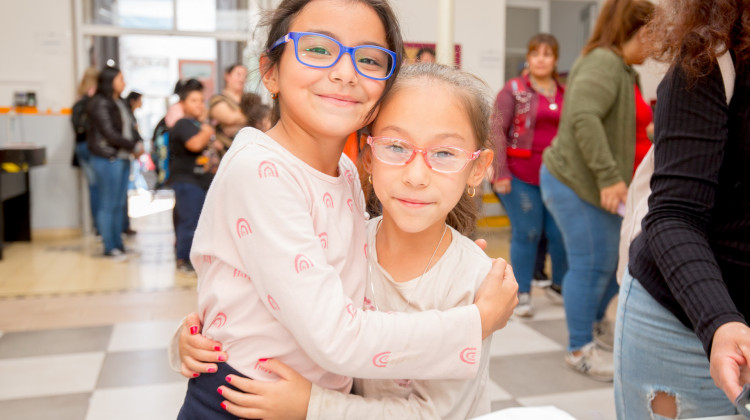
[0,0,76,111]
[393,0,507,93]
[0,0,81,231]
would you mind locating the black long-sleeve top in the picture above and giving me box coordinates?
[629,54,750,357]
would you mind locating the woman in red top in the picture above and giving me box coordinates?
[492,34,568,317]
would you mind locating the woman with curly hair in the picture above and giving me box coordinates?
[614,0,750,418]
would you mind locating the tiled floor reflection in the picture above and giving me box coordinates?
[0,190,196,298]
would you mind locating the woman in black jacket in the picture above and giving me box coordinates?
[87,66,139,258]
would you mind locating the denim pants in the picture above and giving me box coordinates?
[614,268,737,419]
[91,156,129,253]
[178,362,247,420]
[540,165,620,351]
[172,182,207,261]
[496,175,567,294]
[75,142,99,230]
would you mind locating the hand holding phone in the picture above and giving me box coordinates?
[737,383,750,418]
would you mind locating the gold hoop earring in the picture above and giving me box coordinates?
[368,174,372,184]
[467,186,476,197]
[271,92,278,100]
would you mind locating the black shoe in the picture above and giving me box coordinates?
[176,259,195,274]
[123,228,137,236]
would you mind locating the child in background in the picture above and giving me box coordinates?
[239,92,272,131]
[168,80,217,273]
[180,63,508,420]
[175,0,517,418]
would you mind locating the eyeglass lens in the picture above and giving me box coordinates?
[296,34,393,79]
[373,139,470,173]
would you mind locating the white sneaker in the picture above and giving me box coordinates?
[513,293,534,317]
[545,283,564,305]
[104,248,129,262]
[593,319,615,351]
[565,342,614,382]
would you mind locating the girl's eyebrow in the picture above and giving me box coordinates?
[306,29,388,49]
[377,125,467,142]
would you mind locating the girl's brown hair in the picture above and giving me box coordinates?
[365,63,494,236]
[259,0,404,125]
[647,0,750,80]
[581,0,655,57]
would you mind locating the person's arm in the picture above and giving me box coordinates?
[88,98,135,150]
[210,100,247,126]
[644,62,747,388]
[216,359,440,420]
[565,53,624,191]
[214,143,514,380]
[491,81,515,184]
[184,123,214,152]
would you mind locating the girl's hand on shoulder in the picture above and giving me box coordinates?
[709,321,750,403]
[220,359,311,420]
[179,312,227,378]
[474,258,518,339]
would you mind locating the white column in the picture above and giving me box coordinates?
[436,0,455,66]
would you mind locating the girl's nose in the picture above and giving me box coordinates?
[329,53,358,85]
[402,151,431,188]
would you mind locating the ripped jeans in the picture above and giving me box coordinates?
[614,268,738,419]
[496,175,567,294]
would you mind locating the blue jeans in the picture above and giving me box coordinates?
[91,156,130,253]
[172,182,207,261]
[75,142,99,230]
[496,175,567,293]
[614,268,737,419]
[540,165,620,351]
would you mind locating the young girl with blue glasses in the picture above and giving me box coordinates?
[174,1,517,418]
[179,62,513,420]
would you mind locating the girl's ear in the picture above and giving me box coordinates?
[361,145,374,175]
[467,149,494,187]
[259,54,279,96]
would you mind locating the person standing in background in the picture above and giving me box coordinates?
[615,0,750,418]
[415,47,436,63]
[492,34,568,318]
[87,66,140,260]
[209,64,248,149]
[539,0,654,381]
[168,80,216,274]
[71,67,100,236]
[122,91,144,236]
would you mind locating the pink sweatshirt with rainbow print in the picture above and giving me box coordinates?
[189,128,484,393]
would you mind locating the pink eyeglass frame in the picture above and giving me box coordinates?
[367,136,482,174]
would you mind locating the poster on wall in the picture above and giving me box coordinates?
[404,42,461,68]
[178,60,216,99]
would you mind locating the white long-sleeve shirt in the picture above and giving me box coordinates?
[307,218,494,419]
[189,128,483,393]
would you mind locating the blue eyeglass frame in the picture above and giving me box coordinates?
[269,31,397,81]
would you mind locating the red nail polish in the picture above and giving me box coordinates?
[258,358,268,363]
[217,387,223,395]
[192,373,199,378]
[225,375,232,382]
[190,326,198,335]
[214,346,221,351]
[207,367,216,373]
[221,402,227,410]
[217,355,225,362]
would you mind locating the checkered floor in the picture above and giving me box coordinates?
[0,289,617,420]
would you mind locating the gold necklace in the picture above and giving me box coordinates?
[367,222,449,312]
